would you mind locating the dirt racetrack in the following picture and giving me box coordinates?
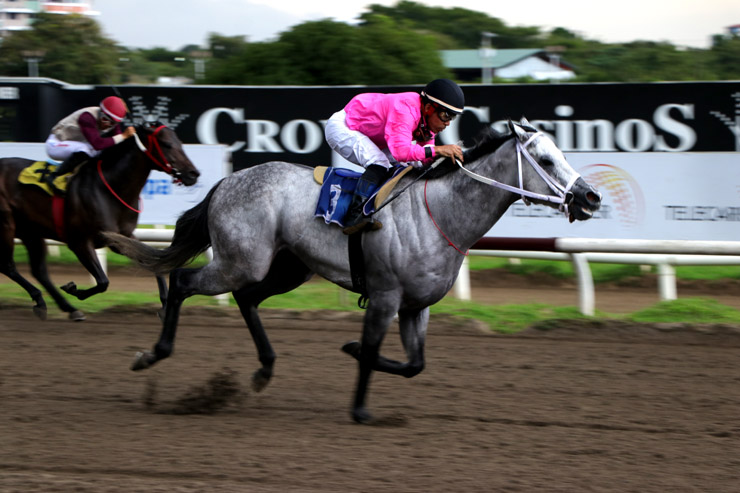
[2,266,740,491]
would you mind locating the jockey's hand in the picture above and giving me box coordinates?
[434,144,464,162]
[122,126,136,139]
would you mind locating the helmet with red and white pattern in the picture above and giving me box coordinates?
[99,96,127,122]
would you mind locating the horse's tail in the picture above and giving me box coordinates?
[104,179,222,275]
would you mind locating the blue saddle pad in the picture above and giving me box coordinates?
[314,166,406,227]
[314,168,364,227]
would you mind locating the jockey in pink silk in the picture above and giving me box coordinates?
[43,96,137,192]
[325,78,466,234]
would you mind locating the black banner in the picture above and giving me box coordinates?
[0,78,738,171]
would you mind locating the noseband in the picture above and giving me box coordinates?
[455,132,580,218]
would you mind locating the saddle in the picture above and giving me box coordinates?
[18,161,71,196]
[313,165,412,228]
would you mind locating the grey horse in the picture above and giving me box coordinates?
[104,118,601,423]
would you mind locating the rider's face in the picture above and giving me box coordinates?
[99,114,115,130]
[425,103,454,134]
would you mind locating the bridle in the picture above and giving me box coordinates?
[96,124,180,213]
[454,131,580,218]
[132,125,179,180]
[425,130,581,255]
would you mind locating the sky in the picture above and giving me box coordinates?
[93,0,740,51]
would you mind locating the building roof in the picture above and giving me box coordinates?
[440,49,545,69]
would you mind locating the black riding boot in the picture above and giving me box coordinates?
[44,152,88,192]
[342,164,388,235]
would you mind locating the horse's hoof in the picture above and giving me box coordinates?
[68,310,86,322]
[341,341,361,359]
[251,368,271,392]
[352,407,373,424]
[61,282,77,295]
[131,351,155,371]
[32,305,47,321]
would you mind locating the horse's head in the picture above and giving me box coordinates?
[507,117,601,223]
[134,123,200,186]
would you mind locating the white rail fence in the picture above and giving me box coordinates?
[459,237,740,315]
[18,232,740,315]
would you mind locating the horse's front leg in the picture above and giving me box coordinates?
[342,306,428,378]
[351,297,400,423]
[61,241,109,300]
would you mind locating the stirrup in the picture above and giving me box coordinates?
[342,217,383,235]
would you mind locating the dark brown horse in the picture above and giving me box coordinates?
[0,123,200,321]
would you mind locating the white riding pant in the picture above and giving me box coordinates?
[325,110,396,170]
[45,134,100,162]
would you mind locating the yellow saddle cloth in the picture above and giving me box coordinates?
[18,161,70,196]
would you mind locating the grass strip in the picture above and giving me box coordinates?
[2,279,739,334]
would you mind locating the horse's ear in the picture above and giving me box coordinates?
[506,119,516,134]
[520,116,532,128]
[510,118,528,141]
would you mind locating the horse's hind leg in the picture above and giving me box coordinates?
[155,275,168,320]
[0,239,47,320]
[0,211,47,319]
[131,266,198,370]
[232,250,313,392]
[22,236,85,321]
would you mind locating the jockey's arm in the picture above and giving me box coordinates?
[79,112,120,150]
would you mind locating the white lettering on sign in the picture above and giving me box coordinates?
[0,87,19,100]
[195,103,699,153]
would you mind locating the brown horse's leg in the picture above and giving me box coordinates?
[0,258,47,320]
[0,212,47,319]
[22,236,84,320]
[60,242,109,300]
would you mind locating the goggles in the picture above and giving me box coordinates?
[435,105,457,123]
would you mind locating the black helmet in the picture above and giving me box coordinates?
[421,79,465,115]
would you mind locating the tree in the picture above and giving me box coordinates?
[710,36,740,80]
[0,13,119,84]
[203,17,450,86]
[360,1,541,49]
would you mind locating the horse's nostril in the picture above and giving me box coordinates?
[587,191,601,204]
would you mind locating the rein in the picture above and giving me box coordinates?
[97,160,141,213]
[455,132,579,215]
[426,131,580,255]
[95,125,177,213]
[424,180,468,256]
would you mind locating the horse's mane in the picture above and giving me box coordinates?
[463,125,514,162]
[97,136,134,163]
[423,125,513,179]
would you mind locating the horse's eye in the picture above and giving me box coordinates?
[541,158,554,167]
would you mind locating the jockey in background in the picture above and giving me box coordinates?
[324,78,465,235]
[43,96,137,191]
